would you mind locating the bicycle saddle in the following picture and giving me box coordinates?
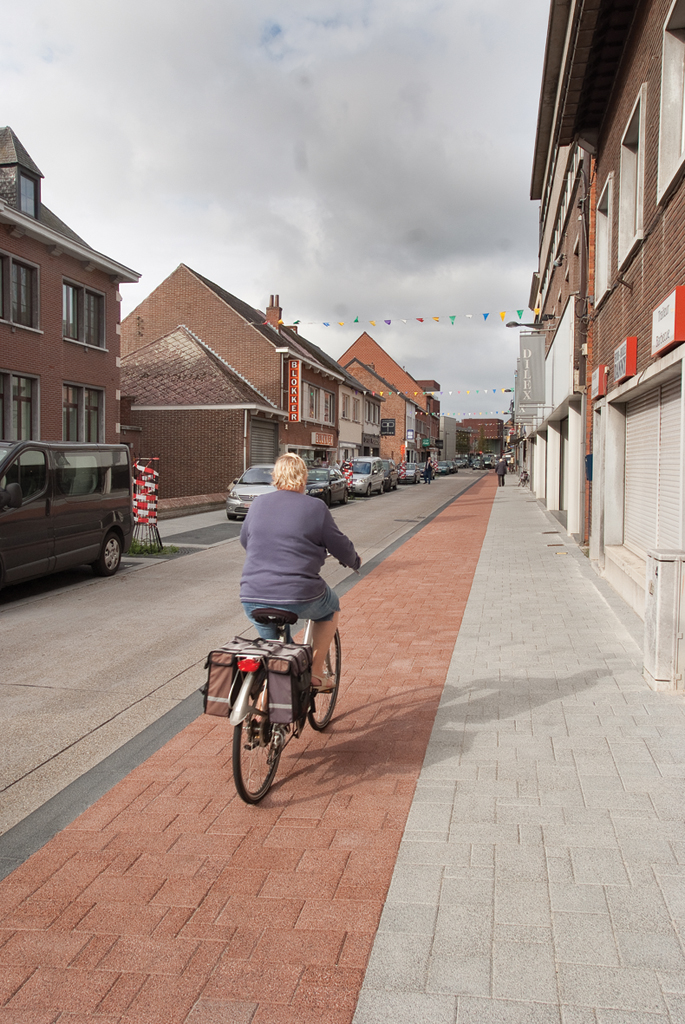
[251,607,299,627]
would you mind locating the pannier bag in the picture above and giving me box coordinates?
[204,636,284,717]
[267,644,313,724]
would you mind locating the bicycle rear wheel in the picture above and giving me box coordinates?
[308,629,341,731]
[232,708,282,803]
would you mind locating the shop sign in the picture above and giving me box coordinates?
[591,365,608,399]
[406,428,415,440]
[652,286,685,357]
[381,418,395,436]
[435,439,444,449]
[519,334,545,404]
[311,431,335,447]
[421,438,431,448]
[288,359,301,421]
[362,433,379,447]
[614,336,637,383]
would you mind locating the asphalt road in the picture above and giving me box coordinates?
[0,471,487,836]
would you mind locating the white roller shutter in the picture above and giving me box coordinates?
[249,418,278,465]
[624,378,682,556]
[657,377,682,548]
[624,390,659,554]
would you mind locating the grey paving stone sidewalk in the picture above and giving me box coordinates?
[354,485,685,1024]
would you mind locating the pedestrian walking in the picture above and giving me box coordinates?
[423,458,433,484]
[496,456,507,486]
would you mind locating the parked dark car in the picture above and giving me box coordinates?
[472,458,484,469]
[0,441,133,590]
[305,467,348,506]
[399,463,420,484]
[436,461,452,476]
[381,459,399,491]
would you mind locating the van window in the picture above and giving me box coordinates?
[55,450,129,497]
[56,453,99,495]
[0,449,47,500]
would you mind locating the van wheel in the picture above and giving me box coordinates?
[92,531,122,577]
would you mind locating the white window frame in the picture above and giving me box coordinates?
[0,370,40,440]
[307,384,319,421]
[62,278,106,349]
[342,393,350,419]
[323,390,335,425]
[353,398,360,422]
[658,0,685,203]
[595,174,613,303]
[618,86,646,267]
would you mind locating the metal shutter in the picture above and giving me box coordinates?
[657,377,682,548]
[249,419,278,466]
[624,389,659,555]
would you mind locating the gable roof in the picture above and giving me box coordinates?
[183,264,344,383]
[342,357,417,407]
[339,333,427,410]
[121,325,283,411]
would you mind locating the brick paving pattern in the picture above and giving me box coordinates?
[354,486,685,1024]
[0,475,497,1023]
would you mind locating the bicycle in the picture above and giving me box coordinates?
[229,609,341,804]
[518,469,530,487]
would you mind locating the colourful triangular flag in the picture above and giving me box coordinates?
[416,318,424,323]
[354,316,359,322]
[517,310,524,319]
[432,317,439,322]
[369,321,376,326]
[293,319,301,324]
[499,312,506,321]
[338,322,344,326]
[466,314,473,319]
[384,320,391,325]
[534,307,541,315]
[323,322,330,326]
[449,316,456,324]
[483,314,489,321]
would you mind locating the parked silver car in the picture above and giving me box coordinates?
[351,457,385,496]
[226,465,275,520]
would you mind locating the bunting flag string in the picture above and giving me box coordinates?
[366,387,513,397]
[278,307,540,329]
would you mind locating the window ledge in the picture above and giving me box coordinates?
[618,232,644,271]
[63,337,109,353]
[0,318,44,335]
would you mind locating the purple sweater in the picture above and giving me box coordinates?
[240,489,361,603]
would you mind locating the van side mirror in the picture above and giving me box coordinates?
[0,482,23,509]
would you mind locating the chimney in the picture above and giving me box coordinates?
[266,293,282,328]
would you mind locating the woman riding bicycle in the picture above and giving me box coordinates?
[240,453,361,691]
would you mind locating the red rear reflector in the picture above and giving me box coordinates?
[237,657,261,672]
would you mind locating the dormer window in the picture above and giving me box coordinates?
[19,174,37,217]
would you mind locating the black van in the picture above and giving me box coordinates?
[0,441,133,590]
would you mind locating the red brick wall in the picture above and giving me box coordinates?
[341,360,412,460]
[121,265,282,406]
[591,0,685,387]
[0,229,121,442]
[128,407,246,499]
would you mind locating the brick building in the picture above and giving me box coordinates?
[415,380,442,453]
[528,0,685,620]
[457,418,504,456]
[0,127,139,443]
[120,326,285,499]
[338,333,429,461]
[121,268,345,468]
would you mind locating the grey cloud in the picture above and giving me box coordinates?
[0,0,549,417]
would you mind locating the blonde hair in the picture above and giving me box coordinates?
[272,453,308,491]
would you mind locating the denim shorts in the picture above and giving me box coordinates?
[242,583,340,639]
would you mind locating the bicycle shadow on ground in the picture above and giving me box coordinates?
[263,664,624,808]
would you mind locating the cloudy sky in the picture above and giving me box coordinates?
[2,0,549,419]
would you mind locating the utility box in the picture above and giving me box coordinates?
[644,550,685,691]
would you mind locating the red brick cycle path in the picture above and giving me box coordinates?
[0,475,497,1024]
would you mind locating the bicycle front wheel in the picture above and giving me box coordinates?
[308,629,341,731]
[232,710,282,803]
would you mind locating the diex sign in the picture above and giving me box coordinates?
[288,359,301,421]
